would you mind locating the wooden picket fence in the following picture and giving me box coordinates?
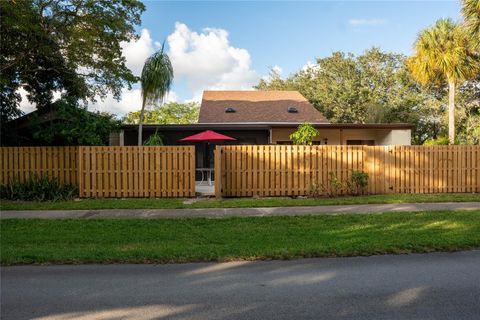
[2,145,479,198]
[78,146,195,197]
[215,145,480,197]
[0,147,78,185]
[0,146,196,198]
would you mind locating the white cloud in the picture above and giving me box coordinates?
[261,65,284,82]
[90,89,178,115]
[302,60,318,72]
[18,88,62,114]
[165,91,179,103]
[299,61,319,79]
[90,88,142,115]
[272,65,283,76]
[121,29,158,76]
[302,61,313,70]
[167,22,260,98]
[17,29,157,115]
[18,88,36,114]
[90,29,180,116]
[348,19,388,27]
[18,23,261,116]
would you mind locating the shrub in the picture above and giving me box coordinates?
[423,136,449,145]
[310,170,369,198]
[0,174,78,201]
[144,129,164,146]
[347,170,369,195]
[328,172,343,197]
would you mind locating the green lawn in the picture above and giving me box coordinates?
[1,193,479,211]
[2,210,479,265]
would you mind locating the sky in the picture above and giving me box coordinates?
[20,0,463,116]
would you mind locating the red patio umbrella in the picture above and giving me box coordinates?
[180,130,235,184]
[179,130,236,142]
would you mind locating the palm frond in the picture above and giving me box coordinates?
[409,18,478,85]
[462,0,480,47]
[141,44,174,108]
[138,44,174,145]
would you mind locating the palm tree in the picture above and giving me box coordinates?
[138,45,173,145]
[462,0,480,48]
[408,19,478,144]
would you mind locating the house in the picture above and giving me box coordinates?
[113,90,412,167]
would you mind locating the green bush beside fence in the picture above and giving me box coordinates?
[0,174,78,201]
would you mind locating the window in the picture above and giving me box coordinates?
[346,140,375,146]
[225,107,236,113]
[287,107,298,113]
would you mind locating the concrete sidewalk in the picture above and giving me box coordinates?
[1,202,478,219]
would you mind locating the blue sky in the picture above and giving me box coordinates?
[19,1,463,115]
[144,1,461,75]
[81,1,462,115]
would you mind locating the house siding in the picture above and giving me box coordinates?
[270,128,411,145]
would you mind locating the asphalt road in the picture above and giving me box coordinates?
[2,251,480,320]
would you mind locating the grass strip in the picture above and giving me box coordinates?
[1,210,479,265]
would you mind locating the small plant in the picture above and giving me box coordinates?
[0,174,78,201]
[347,170,369,195]
[423,136,449,145]
[328,172,343,197]
[289,123,319,145]
[309,181,323,198]
[143,129,164,146]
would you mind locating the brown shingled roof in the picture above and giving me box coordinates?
[198,90,329,123]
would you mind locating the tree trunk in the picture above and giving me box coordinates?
[448,80,455,145]
[138,101,146,146]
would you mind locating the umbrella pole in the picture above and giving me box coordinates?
[204,142,209,168]
[206,142,210,168]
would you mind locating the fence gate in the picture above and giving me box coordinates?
[78,146,195,198]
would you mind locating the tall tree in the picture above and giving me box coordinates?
[408,19,479,144]
[0,0,144,124]
[462,0,480,48]
[138,46,174,145]
[123,102,199,125]
[456,75,480,144]
[256,48,444,144]
[10,98,120,146]
[257,52,365,122]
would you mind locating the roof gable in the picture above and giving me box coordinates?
[198,90,329,123]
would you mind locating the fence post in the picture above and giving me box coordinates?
[77,146,83,198]
[215,146,222,198]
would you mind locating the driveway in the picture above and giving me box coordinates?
[2,251,479,320]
